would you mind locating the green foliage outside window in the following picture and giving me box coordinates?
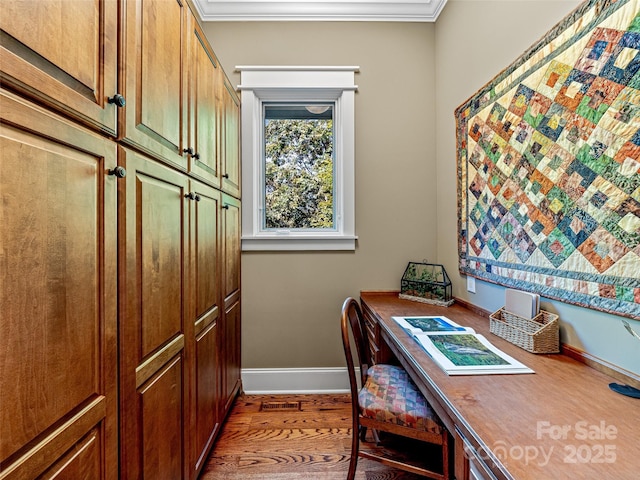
[264,118,334,229]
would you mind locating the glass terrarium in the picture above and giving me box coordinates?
[400,262,454,306]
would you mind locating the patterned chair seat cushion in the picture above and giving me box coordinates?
[359,366,442,434]
[366,364,409,385]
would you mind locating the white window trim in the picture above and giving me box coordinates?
[238,66,359,251]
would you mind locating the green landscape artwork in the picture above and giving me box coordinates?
[404,317,464,332]
[427,334,510,366]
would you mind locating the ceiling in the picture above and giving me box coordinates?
[191,0,449,22]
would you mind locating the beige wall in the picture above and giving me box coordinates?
[205,0,640,375]
[204,22,438,368]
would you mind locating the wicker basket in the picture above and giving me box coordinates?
[489,307,559,354]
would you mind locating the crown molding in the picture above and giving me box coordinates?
[191,0,448,22]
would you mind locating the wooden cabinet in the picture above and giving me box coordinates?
[221,194,242,412]
[1,2,241,479]
[220,80,241,197]
[118,147,191,480]
[118,149,235,480]
[0,0,118,135]
[193,318,220,473]
[455,429,497,480]
[361,296,394,365]
[189,180,222,476]
[120,0,231,186]
[187,15,222,188]
[0,91,119,480]
[121,0,188,169]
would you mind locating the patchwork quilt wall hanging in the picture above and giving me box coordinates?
[455,0,640,319]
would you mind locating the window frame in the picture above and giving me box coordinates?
[238,66,359,251]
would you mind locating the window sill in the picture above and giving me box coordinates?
[241,235,357,251]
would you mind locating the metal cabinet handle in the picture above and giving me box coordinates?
[108,166,127,178]
[107,94,126,107]
[184,192,201,202]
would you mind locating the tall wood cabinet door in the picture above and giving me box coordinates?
[221,194,241,414]
[220,81,241,198]
[0,0,118,135]
[186,11,221,188]
[0,92,118,480]
[118,146,191,480]
[221,300,241,415]
[188,180,222,477]
[121,0,188,170]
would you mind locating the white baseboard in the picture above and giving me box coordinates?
[241,367,351,394]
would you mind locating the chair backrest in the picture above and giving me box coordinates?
[341,297,371,397]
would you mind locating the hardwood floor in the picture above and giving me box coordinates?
[201,394,431,479]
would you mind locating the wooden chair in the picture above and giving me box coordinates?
[340,297,450,480]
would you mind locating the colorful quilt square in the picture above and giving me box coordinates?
[601,31,640,85]
[555,70,596,110]
[575,27,625,75]
[538,102,572,141]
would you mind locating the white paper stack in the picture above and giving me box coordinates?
[505,288,540,320]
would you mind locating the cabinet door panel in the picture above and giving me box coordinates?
[121,149,187,359]
[194,321,219,472]
[222,195,241,303]
[188,18,220,187]
[139,175,185,356]
[190,181,221,475]
[39,428,102,480]
[122,0,187,169]
[0,0,118,134]
[193,183,221,321]
[139,356,184,480]
[221,81,241,197]
[221,194,241,414]
[119,146,189,480]
[222,301,241,414]
[0,92,117,479]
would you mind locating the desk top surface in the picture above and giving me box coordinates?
[360,291,639,480]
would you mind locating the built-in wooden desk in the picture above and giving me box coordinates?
[360,291,639,480]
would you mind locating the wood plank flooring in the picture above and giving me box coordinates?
[201,394,428,479]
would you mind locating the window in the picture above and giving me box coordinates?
[238,66,358,251]
[264,103,334,230]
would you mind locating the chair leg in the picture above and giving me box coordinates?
[347,426,360,480]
